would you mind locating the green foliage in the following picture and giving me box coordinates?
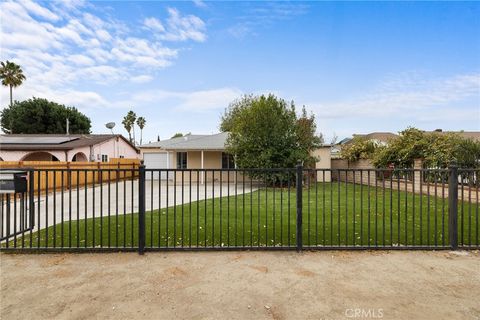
[0,60,26,106]
[0,97,90,134]
[373,128,480,168]
[340,136,379,162]
[171,133,184,138]
[122,110,136,143]
[136,116,146,145]
[296,106,324,167]
[220,94,323,182]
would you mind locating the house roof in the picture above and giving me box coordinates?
[428,131,480,141]
[141,132,333,151]
[352,132,398,142]
[0,134,139,152]
[455,131,480,141]
[141,132,229,150]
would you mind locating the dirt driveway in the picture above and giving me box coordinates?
[1,251,479,320]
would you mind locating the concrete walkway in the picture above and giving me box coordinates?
[1,180,257,235]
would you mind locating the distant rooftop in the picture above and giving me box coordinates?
[426,130,480,141]
[0,134,139,152]
[352,132,398,142]
[141,132,229,150]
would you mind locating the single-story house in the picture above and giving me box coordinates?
[0,134,139,162]
[140,132,331,182]
[332,132,398,159]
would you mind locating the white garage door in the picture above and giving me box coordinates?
[143,152,172,180]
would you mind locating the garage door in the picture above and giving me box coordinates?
[143,152,172,180]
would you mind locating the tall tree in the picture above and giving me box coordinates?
[122,116,133,142]
[122,110,137,143]
[136,116,146,145]
[296,106,323,167]
[221,94,323,182]
[0,61,26,106]
[0,98,91,134]
[129,110,137,144]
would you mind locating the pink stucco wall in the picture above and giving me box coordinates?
[0,136,139,162]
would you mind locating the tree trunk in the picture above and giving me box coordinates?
[9,85,12,106]
[140,130,143,146]
[132,126,136,146]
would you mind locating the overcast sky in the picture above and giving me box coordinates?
[1,0,479,143]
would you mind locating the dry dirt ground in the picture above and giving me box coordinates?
[1,251,479,320]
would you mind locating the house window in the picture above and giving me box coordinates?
[222,152,235,169]
[177,152,187,169]
[101,154,108,162]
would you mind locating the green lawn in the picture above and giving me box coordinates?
[6,182,479,248]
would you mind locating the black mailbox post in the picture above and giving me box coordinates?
[0,169,34,242]
[0,170,28,194]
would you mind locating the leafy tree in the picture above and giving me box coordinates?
[171,133,184,138]
[136,116,146,145]
[0,97,90,134]
[372,127,480,168]
[220,94,323,183]
[0,60,26,106]
[340,136,379,162]
[296,106,324,167]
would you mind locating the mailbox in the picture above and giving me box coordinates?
[0,170,28,193]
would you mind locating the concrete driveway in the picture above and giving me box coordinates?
[1,180,257,235]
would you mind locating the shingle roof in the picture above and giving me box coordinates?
[0,134,139,152]
[429,131,480,142]
[352,132,398,142]
[141,132,229,150]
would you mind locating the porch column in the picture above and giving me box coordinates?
[166,151,170,181]
[201,150,205,185]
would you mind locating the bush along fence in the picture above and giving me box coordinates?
[0,163,478,253]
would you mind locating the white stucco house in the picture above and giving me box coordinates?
[0,134,140,162]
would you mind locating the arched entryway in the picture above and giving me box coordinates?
[71,152,88,162]
[21,152,59,161]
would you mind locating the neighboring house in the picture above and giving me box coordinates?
[427,129,480,141]
[332,132,398,158]
[331,137,352,159]
[140,132,332,182]
[351,132,398,146]
[0,134,140,162]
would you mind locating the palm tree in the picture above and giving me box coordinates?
[0,61,26,106]
[122,116,133,142]
[136,116,146,145]
[127,110,137,145]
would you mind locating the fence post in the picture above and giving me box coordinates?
[296,161,303,252]
[448,164,458,250]
[29,169,35,229]
[138,161,146,255]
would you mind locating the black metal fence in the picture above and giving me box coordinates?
[0,164,478,253]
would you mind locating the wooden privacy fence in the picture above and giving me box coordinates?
[0,158,140,193]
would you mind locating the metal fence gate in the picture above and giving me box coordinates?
[0,164,478,253]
